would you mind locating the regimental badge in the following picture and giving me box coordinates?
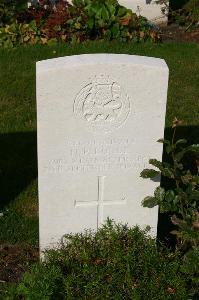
[74,74,130,133]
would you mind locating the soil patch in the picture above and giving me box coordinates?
[0,244,39,283]
[160,24,199,43]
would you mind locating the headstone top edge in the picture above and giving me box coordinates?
[36,54,168,73]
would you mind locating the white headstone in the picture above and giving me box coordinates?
[37,54,168,251]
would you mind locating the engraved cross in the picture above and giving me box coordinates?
[74,176,126,229]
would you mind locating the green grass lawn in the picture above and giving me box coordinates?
[0,41,199,248]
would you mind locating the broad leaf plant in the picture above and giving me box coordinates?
[141,118,199,250]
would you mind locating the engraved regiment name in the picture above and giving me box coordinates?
[43,138,149,174]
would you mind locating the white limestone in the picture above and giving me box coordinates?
[37,54,169,251]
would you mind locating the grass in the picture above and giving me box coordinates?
[0,41,199,247]
[1,42,199,130]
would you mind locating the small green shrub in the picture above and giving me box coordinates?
[141,118,199,247]
[5,221,188,299]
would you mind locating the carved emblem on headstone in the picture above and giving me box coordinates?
[74,75,130,132]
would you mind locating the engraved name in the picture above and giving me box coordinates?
[43,138,149,174]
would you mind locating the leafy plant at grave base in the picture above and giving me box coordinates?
[0,0,160,48]
[140,117,199,297]
[4,220,188,299]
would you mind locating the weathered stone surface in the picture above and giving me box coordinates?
[37,54,169,251]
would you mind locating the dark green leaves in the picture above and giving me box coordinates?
[147,159,175,179]
[161,167,175,178]
[176,139,187,145]
[142,196,158,208]
[140,169,159,179]
[142,187,165,208]
[154,186,165,202]
[165,190,175,203]
[149,159,163,169]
